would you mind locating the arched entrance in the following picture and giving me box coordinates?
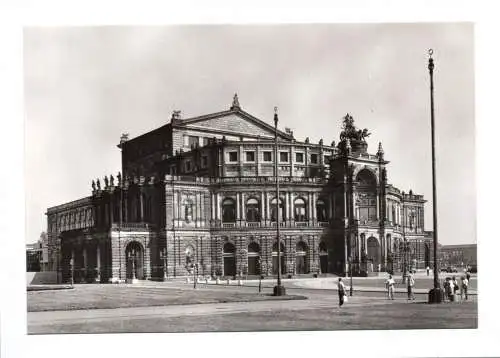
[125,241,144,280]
[295,241,309,274]
[366,236,381,272]
[319,242,328,274]
[272,241,285,275]
[223,242,236,278]
[247,242,260,275]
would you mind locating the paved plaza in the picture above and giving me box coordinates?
[27,275,478,334]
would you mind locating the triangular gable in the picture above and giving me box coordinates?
[177,109,293,140]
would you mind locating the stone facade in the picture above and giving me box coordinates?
[46,95,432,283]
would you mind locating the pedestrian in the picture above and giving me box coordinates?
[452,276,459,299]
[407,273,415,300]
[466,270,471,282]
[385,274,395,300]
[461,275,469,301]
[426,266,430,276]
[337,277,346,307]
[444,277,453,301]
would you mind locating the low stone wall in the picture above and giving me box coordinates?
[26,271,61,285]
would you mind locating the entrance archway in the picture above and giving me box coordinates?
[366,236,381,272]
[319,242,328,274]
[295,241,309,274]
[223,242,236,277]
[125,241,144,280]
[247,242,260,275]
[272,241,285,275]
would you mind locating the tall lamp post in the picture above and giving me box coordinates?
[127,249,138,284]
[349,256,353,296]
[273,107,286,296]
[427,49,444,303]
[161,248,168,281]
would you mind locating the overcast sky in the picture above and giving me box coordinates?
[24,23,474,245]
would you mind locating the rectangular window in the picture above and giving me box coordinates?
[185,161,192,172]
[279,152,289,163]
[310,153,318,164]
[188,136,199,148]
[202,137,210,146]
[263,151,272,162]
[295,152,304,163]
[228,151,238,162]
[201,156,208,168]
[245,151,255,162]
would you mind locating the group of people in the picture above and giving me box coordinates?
[384,273,415,300]
[336,269,472,306]
[444,273,469,302]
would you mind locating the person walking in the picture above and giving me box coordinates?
[452,276,459,301]
[461,275,469,301]
[407,273,416,300]
[385,274,395,300]
[426,266,430,276]
[337,277,346,307]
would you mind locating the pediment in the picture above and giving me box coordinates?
[178,110,292,140]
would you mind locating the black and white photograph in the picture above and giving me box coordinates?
[5,4,500,356]
[22,23,478,336]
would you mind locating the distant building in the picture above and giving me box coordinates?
[45,95,432,283]
[439,243,477,268]
[26,232,49,272]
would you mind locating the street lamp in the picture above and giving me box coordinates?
[427,49,444,303]
[349,256,353,296]
[193,262,198,289]
[160,248,168,281]
[127,249,138,284]
[273,107,286,296]
[257,256,263,293]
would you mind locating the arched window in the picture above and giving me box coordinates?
[271,198,285,222]
[294,198,307,222]
[184,199,194,222]
[246,198,260,222]
[222,198,236,222]
[316,198,328,222]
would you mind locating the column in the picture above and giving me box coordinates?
[82,244,87,283]
[265,192,270,222]
[145,241,151,279]
[211,193,216,221]
[312,192,317,222]
[285,192,290,224]
[217,193,222,221]
[289,192,295,223]
[260,191,265,224]
[307,192,312,222]
[139,190,144,222]
[376,191,380,220]
[241,193,246,225]
[96,242,101,282]
[236,192,241,222]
